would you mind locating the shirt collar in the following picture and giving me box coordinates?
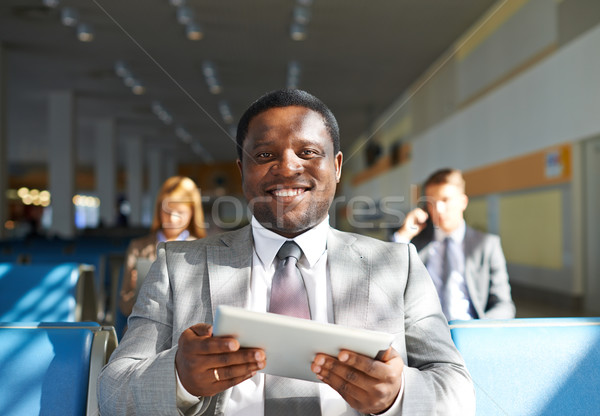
[156,229,190,243]
[433,219,466,244]
[251,215,330,268]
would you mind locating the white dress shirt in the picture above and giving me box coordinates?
[177,216,403,415]
[425,221,475,321]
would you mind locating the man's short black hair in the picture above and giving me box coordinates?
[236,89,340,160]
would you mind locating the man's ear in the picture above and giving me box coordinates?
[460,193,469,211]
[334,152,343,182]
[236,158,243,179]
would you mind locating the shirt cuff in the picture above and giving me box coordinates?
[175,369,203,412]
[372,370,405,415]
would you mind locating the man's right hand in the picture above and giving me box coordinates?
[395,207,429,241]
[175,323,266,397]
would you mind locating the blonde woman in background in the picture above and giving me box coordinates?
[119,176,206,317]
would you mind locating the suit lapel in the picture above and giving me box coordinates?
[207,225,253,321]
[327,229,370,328]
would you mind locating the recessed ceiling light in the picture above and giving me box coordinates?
[60,7,78,27]
[290,22,307,41]
[176,6,194,25]
[186,22,204,40]
[43,0,60,8]
[77,23,94,42]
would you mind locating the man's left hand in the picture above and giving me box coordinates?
[311,347,404,414]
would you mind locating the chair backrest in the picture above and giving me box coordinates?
[0,263,97,322]
[0,322,117,416]
[449,317,600,416]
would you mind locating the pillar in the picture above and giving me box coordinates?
[0,44,7,239]
[48,91,76,238]
[147,147,163,207]
[165,154,178,179]
[125,136,143,227]
[95,119,117,227]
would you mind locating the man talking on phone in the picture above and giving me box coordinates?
[98,90,475,415]
[393,168,515,321]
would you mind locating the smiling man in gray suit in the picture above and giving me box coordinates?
[98,89,475,415]
[393,168,516,321]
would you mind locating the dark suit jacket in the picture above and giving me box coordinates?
[412,222,516,319]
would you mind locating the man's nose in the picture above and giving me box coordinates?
[272,150,303,175]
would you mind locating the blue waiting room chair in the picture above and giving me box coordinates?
[0,263,97,322]
[449,317,600,416]
[0,322,117,416]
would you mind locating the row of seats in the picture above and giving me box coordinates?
[0,235,136,323]
[1,318,597,415]
[0,238,128,415]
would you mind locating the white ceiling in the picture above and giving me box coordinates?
[0,0,497,171]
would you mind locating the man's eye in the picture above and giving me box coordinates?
[301,149,317,156]
[256,152,272,158]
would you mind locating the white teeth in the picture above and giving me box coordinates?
[272,188,304,197]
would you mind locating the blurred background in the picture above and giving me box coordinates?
[0,0,599,318]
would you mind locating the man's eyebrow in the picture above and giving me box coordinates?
[248,139,277,150]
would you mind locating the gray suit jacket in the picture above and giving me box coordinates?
[413,225,515,319]
[98,225,475,415]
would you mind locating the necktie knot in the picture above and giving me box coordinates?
[277,240,302,262]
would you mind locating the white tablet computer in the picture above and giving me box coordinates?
[213,305,394,382]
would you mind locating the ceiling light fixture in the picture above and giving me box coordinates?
[176,6,194,25]
[218,100,234,124]
[152,101,173,125]
[131,80,146,95]
[114,60,130,77]
[115,60,147,95]
[76,23,94,42]
[158,110,173,125]
[60,7,78,27]
[289,0,312,41]
[202,61,222,94]
[168,0,186,6]
[175,125,193,143]
[186,22,204,40]
[287,60,301,88]
[290,22,307,41]
[123,75,136,87]
[43,0,60,8]
[293,6,311,25]
[191,141,214,163]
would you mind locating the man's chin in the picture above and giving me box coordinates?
[253,212,317,237]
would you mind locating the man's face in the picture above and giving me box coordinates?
[424,183,468,234]
[237,106,343,238]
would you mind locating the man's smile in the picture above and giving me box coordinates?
[264,183,313,199]
[270,187,308,197]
